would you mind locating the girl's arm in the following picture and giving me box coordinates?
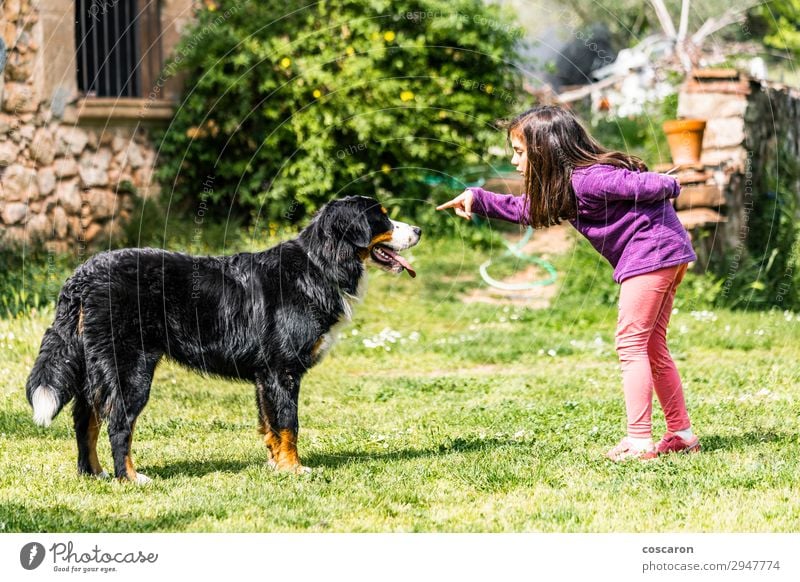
[574,165,680,204]
[467,187,529,225]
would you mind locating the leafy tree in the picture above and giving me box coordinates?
[155,0,525,224]
[753,0,800,56]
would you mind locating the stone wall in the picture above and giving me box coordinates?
[674,69,800,268]
[0,0,191,252]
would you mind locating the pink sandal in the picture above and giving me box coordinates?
[606,437,657,462]
[656,432,701,455]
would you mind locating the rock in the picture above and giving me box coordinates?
[50,87,69,119]
[0,113,15,134]
[80,166,108,187]
[3,0,21,23]
[6,50,35,82]
[34,108,52,126]
[3,22,17,48]
[55,127,88,156]
[86,130,99,150]
[30,127,55,164]
[42,193,58,213]
[111,134,127,153]
[0,140,20,165]
[79,148,111,187]
[52,206,68,238]
[2,82,38,113]
[0,226,26,245]
[37,166,55,195]
[54,157,78,177]
[134,165,154,188]
[1,164,38,201]
[83,223,103,242]
[27,213,49,240]
[67,216,81,236]
[678,92,747,119]
[121,141,145,169]
[703,117,745,149]
[99,131,114,146]
[15,30,34,52]
[18,123,34,141]
[1,201,28,224]
[45,240,70,254]
[60,105,78,124]
[84,188,117,219]
[56,179,81,213]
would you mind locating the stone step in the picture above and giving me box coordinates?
[675,184,725,210]
[675,170,713,185]
[653,162,706,173]
[677,208,726,229]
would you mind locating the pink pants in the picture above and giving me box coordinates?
[615,264,691,438]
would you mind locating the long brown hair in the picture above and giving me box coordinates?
[507,105,647,228]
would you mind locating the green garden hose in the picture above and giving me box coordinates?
[432,171,558,292]
[479,226,558,291]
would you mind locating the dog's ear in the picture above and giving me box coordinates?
[319,199,372,248]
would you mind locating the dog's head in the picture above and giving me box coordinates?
[310,196,421,277]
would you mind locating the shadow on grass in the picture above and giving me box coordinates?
[137,436,527,477]
[700,431,794,452]
[304,436,527,470]
[0,501,219,532]
[0,409,72,438]
[143,458,256,479]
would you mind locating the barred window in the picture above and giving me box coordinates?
[75,0,163,98]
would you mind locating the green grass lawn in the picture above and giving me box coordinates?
[1,234,799,532]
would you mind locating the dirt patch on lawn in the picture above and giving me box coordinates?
[462,224,574,308]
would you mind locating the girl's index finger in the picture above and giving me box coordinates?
[435,198,459,211]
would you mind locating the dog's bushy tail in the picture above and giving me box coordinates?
[26,283,84,427]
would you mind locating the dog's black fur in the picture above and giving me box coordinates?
[26,196,420,480]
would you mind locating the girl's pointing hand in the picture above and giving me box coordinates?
[436,189,474,220]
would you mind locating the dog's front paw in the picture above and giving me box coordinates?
[134,473,152,484]
[274,461,312,475]
[118,473,151,485]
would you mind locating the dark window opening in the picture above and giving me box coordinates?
[75,0,163,98]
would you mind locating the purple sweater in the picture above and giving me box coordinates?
[469,164,697,283]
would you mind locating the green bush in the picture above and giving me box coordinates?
[714,139,800,310]
[156,0,525,227]
[0,247,75,318]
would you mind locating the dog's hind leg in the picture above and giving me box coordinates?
[107,352,160,484]
[255,376,279,469]
[255,370,310,474]
[73,397,106,478]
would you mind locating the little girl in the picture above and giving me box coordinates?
[437,105,700,461]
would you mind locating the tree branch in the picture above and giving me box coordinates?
[677,0,690,41]
[650,0,677,38]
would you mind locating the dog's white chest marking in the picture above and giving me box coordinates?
[314,273,368,362]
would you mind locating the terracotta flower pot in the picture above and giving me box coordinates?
[662,119,706,165]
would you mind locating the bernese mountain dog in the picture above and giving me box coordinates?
[26,196,421,481]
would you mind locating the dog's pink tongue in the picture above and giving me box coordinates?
[389,250,416,278]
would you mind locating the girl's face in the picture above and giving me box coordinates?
[510,132,527,177]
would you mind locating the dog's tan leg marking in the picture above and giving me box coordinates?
[311,337,324,360]
[258,418,280,468]
[87,408,104,476]
[121,420,150,484]
[274,429,310,474]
